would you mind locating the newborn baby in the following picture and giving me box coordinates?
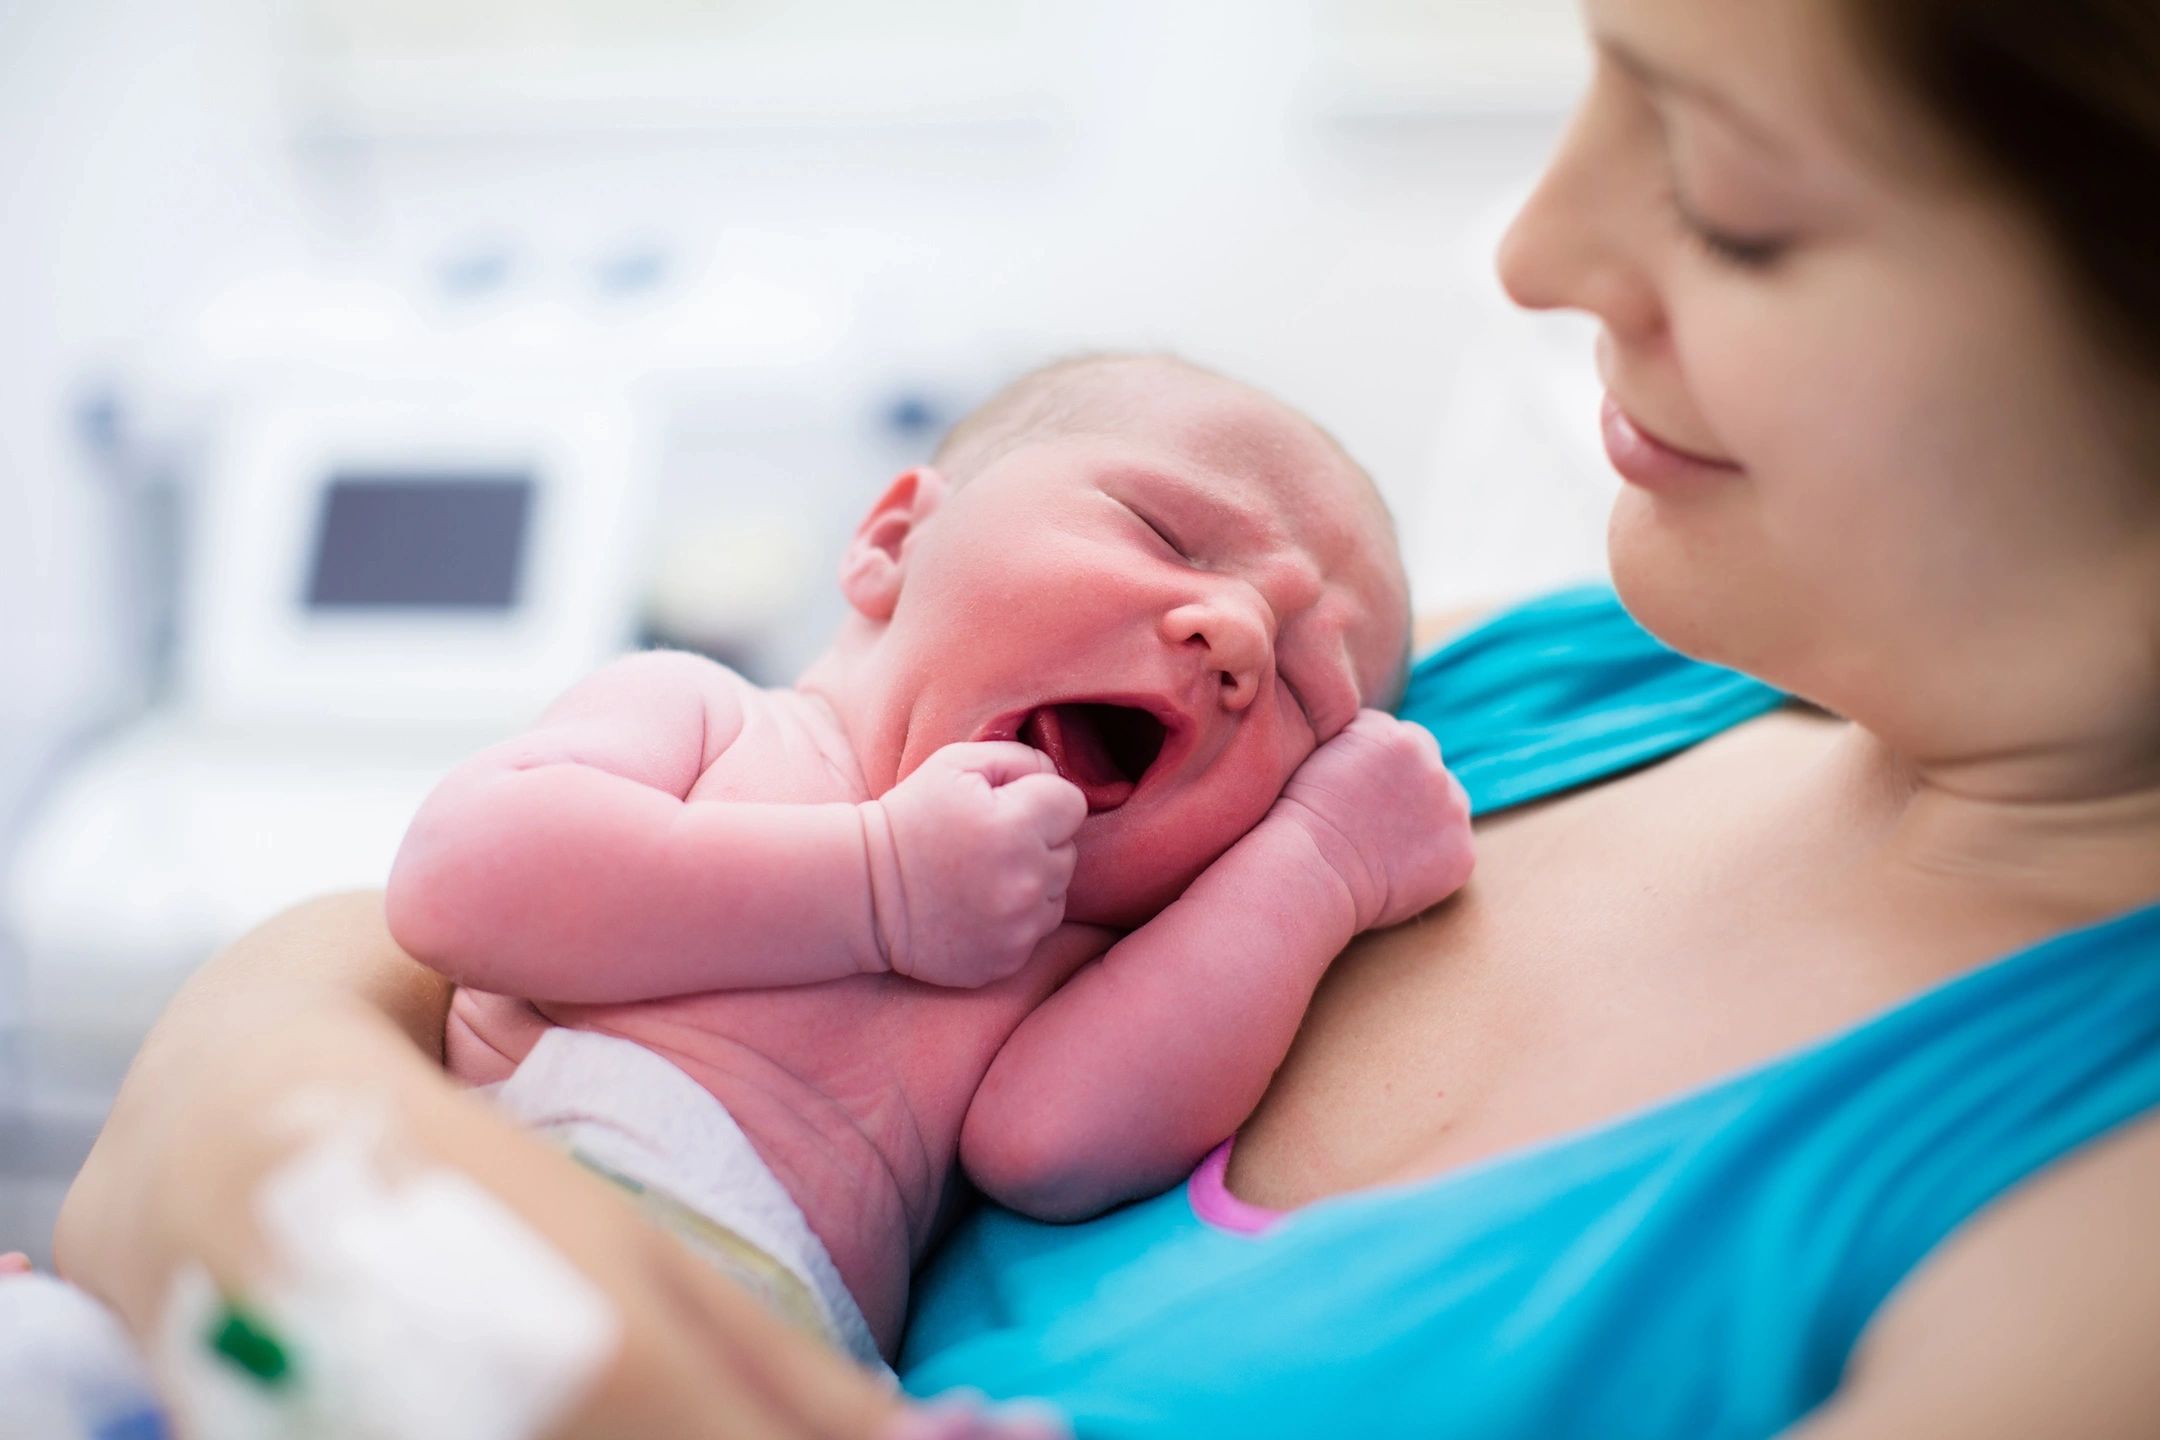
[386,354,1475,1367]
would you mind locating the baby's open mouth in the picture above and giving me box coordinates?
[1018,703,1167,813]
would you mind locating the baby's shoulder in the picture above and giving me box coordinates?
[682,675,868,803]
[590,647,757,699]
[570,651,860,799]
[540,651,768,777]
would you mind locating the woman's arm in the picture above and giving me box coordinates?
[56,890,454,1326]
[55,891,906,1439]
[1778,1111,2160,1438]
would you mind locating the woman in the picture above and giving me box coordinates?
[52,0,2160,1433]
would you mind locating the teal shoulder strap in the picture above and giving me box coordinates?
[1401,586,1786,814]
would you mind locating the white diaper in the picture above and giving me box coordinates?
[488,1027,886,1372]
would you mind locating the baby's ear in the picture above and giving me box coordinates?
[839,467,948,621]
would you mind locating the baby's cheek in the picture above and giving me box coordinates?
[1065,744,1304,923]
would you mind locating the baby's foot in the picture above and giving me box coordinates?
[0,1252,32,1277]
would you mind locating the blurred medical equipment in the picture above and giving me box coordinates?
[0,1271,166,1440]
[5,377,649,1052]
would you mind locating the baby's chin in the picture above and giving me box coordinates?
[1062,847,1197,932]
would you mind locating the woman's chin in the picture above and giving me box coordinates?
[1605,486,1765,676]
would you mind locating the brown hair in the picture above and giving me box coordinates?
[1840,0,2160,373]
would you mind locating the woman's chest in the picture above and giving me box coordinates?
[1231,716,1979,1209]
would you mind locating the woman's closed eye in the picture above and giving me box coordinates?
[1666,183,1791,269]
[1642,98,1796,272]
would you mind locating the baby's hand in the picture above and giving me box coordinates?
[1270,709,1474,932]
[866,742,1087,987]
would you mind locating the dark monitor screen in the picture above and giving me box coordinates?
[304,472,534,611]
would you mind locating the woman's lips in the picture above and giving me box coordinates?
[1600,393,1743,491]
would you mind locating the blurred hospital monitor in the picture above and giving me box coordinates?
[186,393,647,731]
[2,385,653,1042]
[305,471,535,612]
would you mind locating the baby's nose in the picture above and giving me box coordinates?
[1161,597,1269,712]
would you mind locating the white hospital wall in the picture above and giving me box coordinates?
[0,0,314,827]
[0,0,320,1251]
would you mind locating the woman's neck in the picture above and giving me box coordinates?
[1806,717,2160,926]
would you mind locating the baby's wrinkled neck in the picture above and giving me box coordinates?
[794,623,890,796]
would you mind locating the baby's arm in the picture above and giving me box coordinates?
[960,712,1475,1220]
[388,650,894,1000]
[389,651,1086,1001]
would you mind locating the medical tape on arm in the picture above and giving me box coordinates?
[152,1099,618,1440]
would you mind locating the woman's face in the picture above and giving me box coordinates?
[1498,0,2160,766]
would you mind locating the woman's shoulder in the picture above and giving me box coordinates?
[1798,1107,2160,1436]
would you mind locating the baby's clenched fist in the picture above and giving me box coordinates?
[862,742,1087,987]
[1269,709,1474,933]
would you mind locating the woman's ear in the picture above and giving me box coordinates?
[839,467,948,621]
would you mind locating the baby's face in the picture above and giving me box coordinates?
[875,372,1408,927]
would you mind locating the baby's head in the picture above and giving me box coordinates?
[825,353,1410,927]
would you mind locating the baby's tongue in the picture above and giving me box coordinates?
[1020,706,1136,813]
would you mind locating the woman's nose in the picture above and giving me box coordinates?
[1495,76,1662,343]
[1162,595,1270,712]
